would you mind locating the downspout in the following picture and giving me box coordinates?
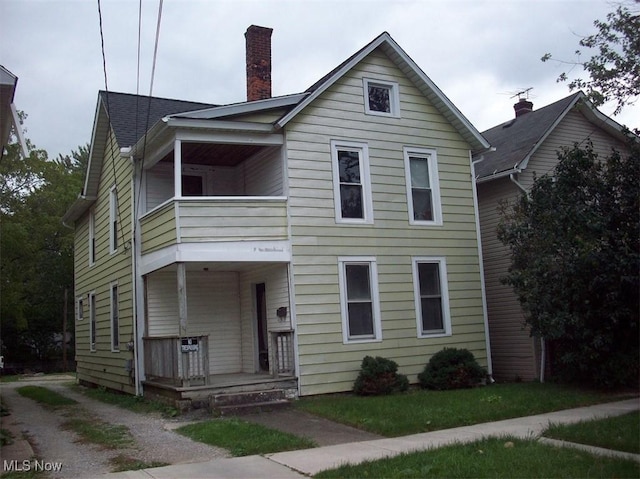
[509,170,545,382]
[470,151,493,380]
[127,149,143,396]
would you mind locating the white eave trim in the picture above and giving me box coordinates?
[163,117,275,133]
[476,167,522,184]
[168,93,308,120]
[275,32,490,152]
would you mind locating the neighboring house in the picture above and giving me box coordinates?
[0,65,27,157]
[475,92,633,382]
[63,26,492,404]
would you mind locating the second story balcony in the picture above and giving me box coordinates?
[136,134,291,272]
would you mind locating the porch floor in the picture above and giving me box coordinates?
[142,372,298,404]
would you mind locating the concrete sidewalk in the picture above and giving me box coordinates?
[99,398,639,479]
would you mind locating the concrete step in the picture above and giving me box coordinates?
[210,389,291,416]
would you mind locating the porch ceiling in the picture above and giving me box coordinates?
[159,143,266,167]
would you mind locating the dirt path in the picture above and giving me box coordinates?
[1,376,228,478]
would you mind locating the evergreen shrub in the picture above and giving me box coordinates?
[418,348,486,390]
[353,356,409,396]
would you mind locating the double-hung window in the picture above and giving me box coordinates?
[89,292,96,351]
[338,257,382,343]
[110,283,119,351]
[363,78,400,117]
[331,141,373,224]
[77,297,84,322]
[403,147,442,225]
[412,257,452,337]
[109,186,118,253]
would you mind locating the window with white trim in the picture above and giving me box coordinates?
[89,208,96,265]
[89,292,96,351]
[110,283,119,351]
[77,297,84,322]
[412,257,452,337]
[331,141,373,224]
[363,78,400,117]
[338,257,382,343]
[403,147,442,225]
[109,186,118,253]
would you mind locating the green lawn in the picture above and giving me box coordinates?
[295,383,634,437]
[545,411,640,454]
[16,385,78,408]
[314,437,640,479]
[176,417,317,456]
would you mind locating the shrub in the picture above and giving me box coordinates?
[418,348,486,390]
[353,356,409,396]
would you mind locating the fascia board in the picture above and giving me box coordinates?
[170,93,308,120]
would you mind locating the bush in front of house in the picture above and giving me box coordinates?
[418,348,486,390]
[353,356,409,396]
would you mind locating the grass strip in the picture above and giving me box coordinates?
[109,454,169,472]
[70,384,178,417]
[16,386,77,408]
[296,382,634,437]
[545,411,640,454]
[61,417,134,449]
[176,417,316,456]
[314,437,640,479]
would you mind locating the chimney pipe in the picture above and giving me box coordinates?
[514,98,533,118]
[245,25,273,102]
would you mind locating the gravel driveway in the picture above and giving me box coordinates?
[1,376,228,478]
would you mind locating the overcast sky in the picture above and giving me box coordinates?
[1,0,638,158]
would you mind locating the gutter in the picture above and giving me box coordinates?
[470,151,493,378]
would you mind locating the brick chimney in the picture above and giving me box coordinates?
[245,25,273,102]
[514,98,533,117]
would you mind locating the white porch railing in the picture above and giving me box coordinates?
[143,335,209,387]
[271,330,295,378]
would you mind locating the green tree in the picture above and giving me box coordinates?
[1,121,87,366]
[542,2,640,115]
[497,140,639,388]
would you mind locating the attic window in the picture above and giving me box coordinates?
[363,78,400,117]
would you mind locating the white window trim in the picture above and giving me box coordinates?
[110,282,120,352]
[338,256,382,344]
[412,257,452,338]
[330,140,374,225]
[88,292,96,352]
[76,297,84,322]
[88,208,96,266]
[363,78,400,118]
[403,147,443,226]
[109,185,118,254]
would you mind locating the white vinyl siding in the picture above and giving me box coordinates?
[146,270,242,374]
[330,140,373,224]
[338,257,382,343]
[412,257,451,337]
[403,147,442,225]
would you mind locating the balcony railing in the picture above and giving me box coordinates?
[143,335,209,387]
[139,197,288,255]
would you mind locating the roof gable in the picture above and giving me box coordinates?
[475,91,635,181]
[276,32,490,152]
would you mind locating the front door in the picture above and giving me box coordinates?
[255,283,269,372]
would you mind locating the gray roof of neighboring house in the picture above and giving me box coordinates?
[475,92,582,180]
[99,91,216,148]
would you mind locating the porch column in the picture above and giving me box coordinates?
[177,262,188,334]
[174,139,182,198]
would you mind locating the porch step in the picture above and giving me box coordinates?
[210,389,291,416]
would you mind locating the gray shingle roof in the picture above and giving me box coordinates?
[475,92,582,179]
[99,91,216,148]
